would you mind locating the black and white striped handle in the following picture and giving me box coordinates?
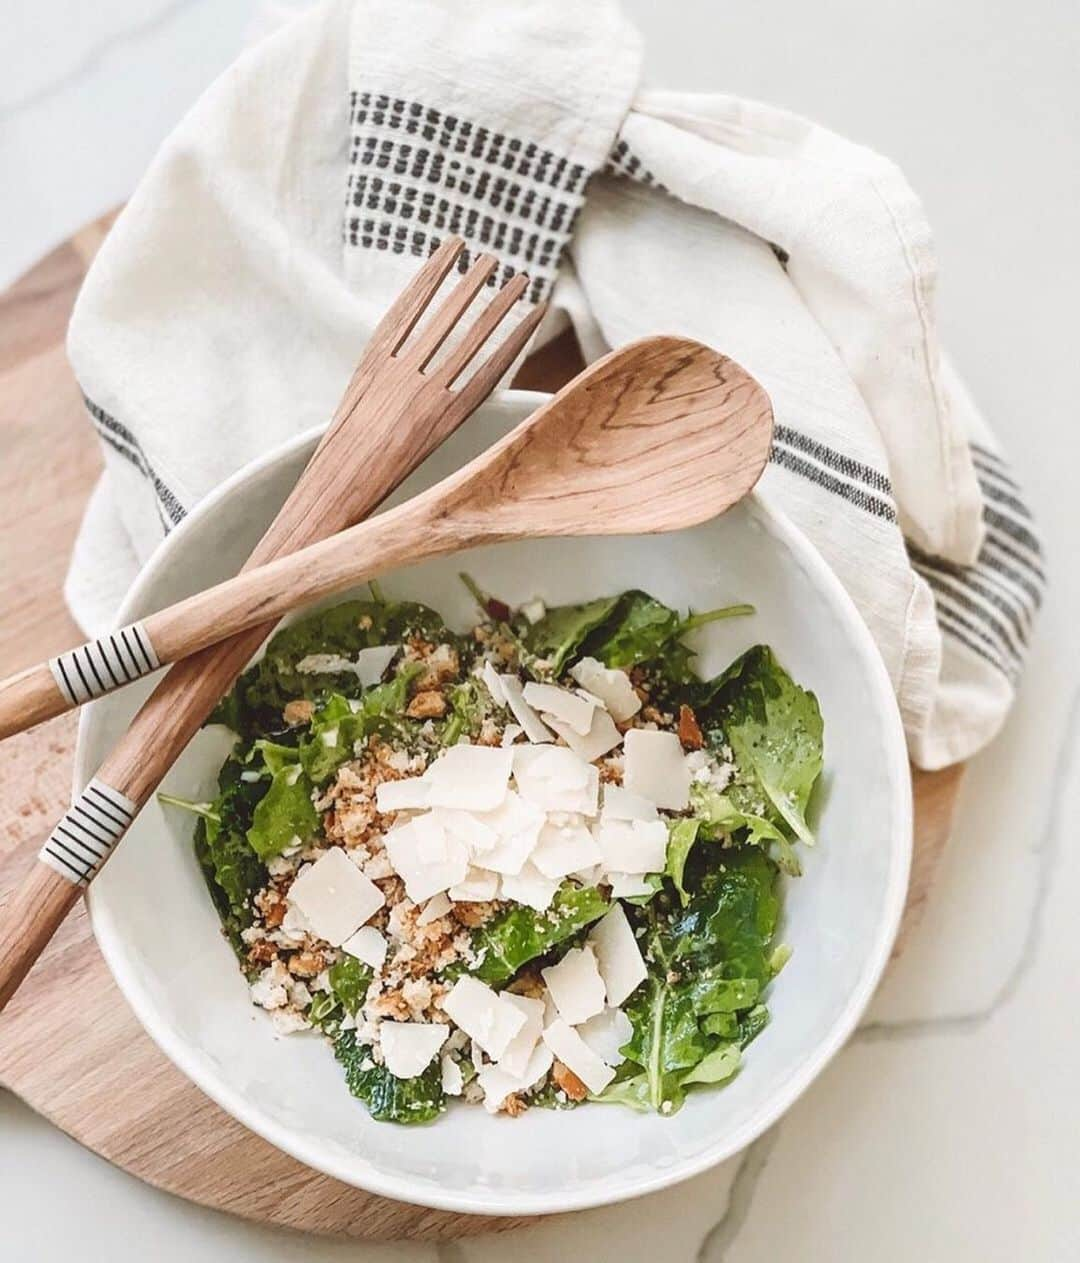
[0,620,163,740]
[37,777,137,887]
[48,621,161,706]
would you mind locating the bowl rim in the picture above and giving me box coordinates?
[83,389,913,1216]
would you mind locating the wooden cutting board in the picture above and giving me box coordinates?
[0,215,964,1241]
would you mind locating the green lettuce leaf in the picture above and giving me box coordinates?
[699,646,823,847]
[666,818,701,906]
[516,595,622,675]
[680,1042,741,1087]
[334,1029,445,1125]
[327,955,371,1018]
[619,846,780,1113]
[467,884,609,985]
[298,662,424,785]
[583,592,753,679]
[161,754,269,961]
[246,763,319,860]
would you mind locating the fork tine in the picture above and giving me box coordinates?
[436,272,531,387]
[449,299,547,411]
[366,236,466,360]
[403,253,499,369]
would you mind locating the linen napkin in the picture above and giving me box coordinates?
[64,0,1043,770]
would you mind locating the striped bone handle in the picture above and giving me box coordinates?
[0,622,161,740]
[0,778,136,1010]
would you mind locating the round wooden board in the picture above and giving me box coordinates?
[0,217,964,1240]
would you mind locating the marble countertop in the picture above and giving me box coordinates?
[2,1,1077,1259]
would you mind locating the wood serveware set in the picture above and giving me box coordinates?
[0,216,964,1240]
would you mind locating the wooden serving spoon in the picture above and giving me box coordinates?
[0,335,772,1012]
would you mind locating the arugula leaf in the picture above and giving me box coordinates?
[699,646,823,847]
[440,678,489,747]
[334,1029,445,1125]
[622,970,707,1113]
[688,784,799,876]
[162,763,268,961]
[516,595,623,675]
[666,819,701,906]
[619,847,780,1112]
[584,591,686,672]
[246,764,318,860]
[467,884,609,985]
[298,663,425,785]
[328,955,371,1018]
[681,1042,741,1087]
[217,598,458,739]
[583,592,754,680]
[594,1073,651,1111]
[688,967,761,1014]
[738,1004,771,1047]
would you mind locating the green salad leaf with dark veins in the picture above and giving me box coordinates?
[466,883,610,985]
[605,846,781,1113]
[335,1029,445,1125]
[693,645,824,857]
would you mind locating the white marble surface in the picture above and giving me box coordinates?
[2,1,1077,1258]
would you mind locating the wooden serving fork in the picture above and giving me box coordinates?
[0,238,543,1010]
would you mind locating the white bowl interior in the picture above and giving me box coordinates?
[84,391,911,1215]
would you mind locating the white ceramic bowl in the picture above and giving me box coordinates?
[82,390,911,1216]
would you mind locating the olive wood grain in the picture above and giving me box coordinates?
[0,215,963,1241]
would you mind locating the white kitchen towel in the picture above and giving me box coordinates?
[64,0,1043,770]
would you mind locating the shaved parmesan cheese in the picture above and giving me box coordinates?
[417,891,452,925]
[432,807,499,856]
[476,1042,554,1113]
[295,644,398,688]
[340,925,387,970]
[354,644,400,687]
[375,776,430,812]
[481,659,507,705]
[424,744,513,811]
[569,657,642,722]
[513,745,600,816]
[498,674,554,744]
[379,1022,449,1079]
[498,862,560,911]
[384,816,469,902]
[522,682,596,735]
[541,945,606,1025]
[588,904,647,1005]
[497,993,545,1078]
[593,817,669,874]
[500,724,524,746]
[474,790,546,875]
[442,976,527,1060]
[623,728,691,810]
[577,1006,633,1066]
[531,818,602,879]
[520,597,547,624]
[542,707,622,763]
[286,848,384,946]
[601,783,660,822]
[572,863,605,887]
[542,1019,615,1095]
[608,872,656,898]
[441,1054,464,1096]
[449,866,500,902]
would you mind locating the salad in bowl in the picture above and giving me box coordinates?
[163,577,823,1125]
